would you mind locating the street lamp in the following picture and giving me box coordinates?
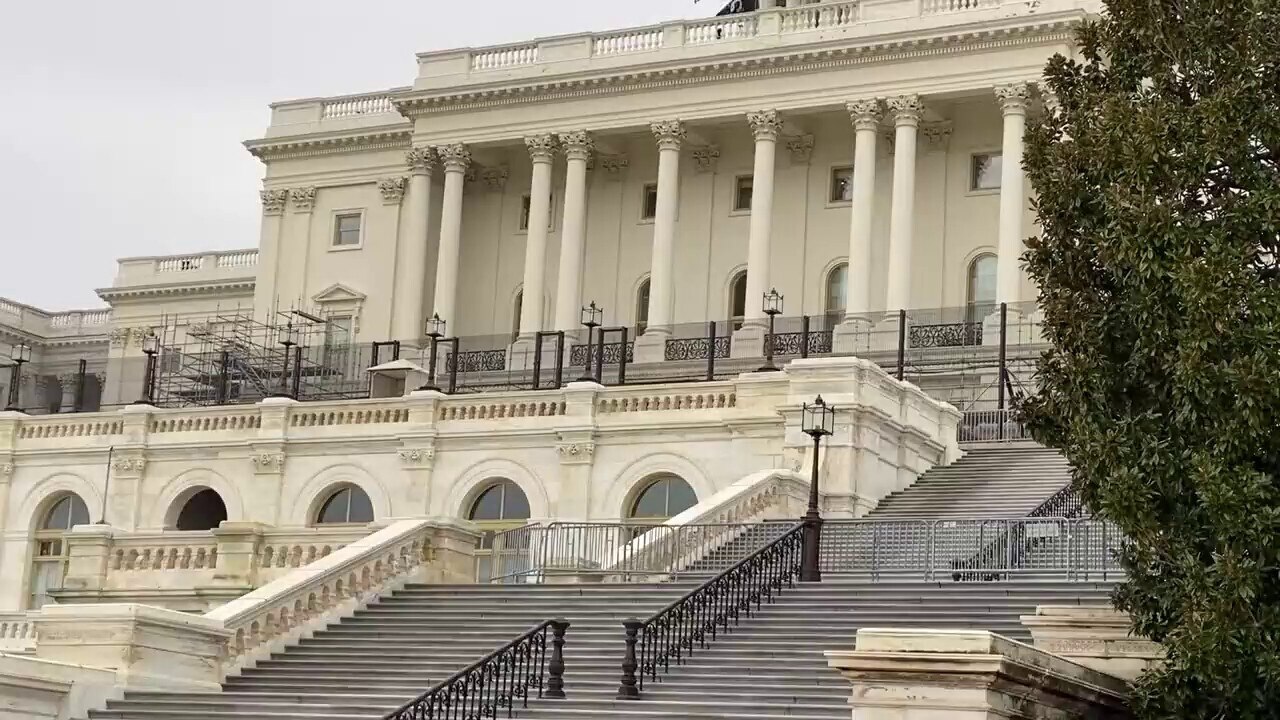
[578,302,603,382]
[800,395,835,582]
[419,314,446,391]
[4,342,32,411]
[133,331,160,405]
[273,323,299,398]
[758,288,784,372]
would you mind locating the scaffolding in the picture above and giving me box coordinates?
[152,306,392,407]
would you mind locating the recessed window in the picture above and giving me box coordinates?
[966,253,998,323]
[733,176,754,212]
[971,153,1003,191]
[640,184,659,221]
[519,193,554,231]
[729,271,747,330]
[635,278,650,335]
[333,213,363,247]
[316,485,374,524]
[629,475,698,520]
[825,263,848,328]
[830,167,853,203]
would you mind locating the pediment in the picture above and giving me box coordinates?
[311,283,367,305]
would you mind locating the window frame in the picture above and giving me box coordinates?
[639,183,659,223]
[635,277,651,335]
[824,262,849,328]
[315,485,375,525]
[828,165,854,206]
[518,192,556,233]
[731,175,754,214]
[965,252,999,323]
[330,210,365,250]
[728,270,748,330]
[969,151,1003,193]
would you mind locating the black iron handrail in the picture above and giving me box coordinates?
[616,523,803,699]
[1029,483,1085,519]
[385,618,569,720]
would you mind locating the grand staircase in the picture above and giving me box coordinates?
[869,442,1072,518]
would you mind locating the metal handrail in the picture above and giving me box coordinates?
[617,523,803,698]
[384,618,569,719]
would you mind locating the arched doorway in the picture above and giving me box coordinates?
[29,493,90,609]
[629,474,699,522]
[314,484,375,525]
[468,479,531,582]
[172,488,228,531]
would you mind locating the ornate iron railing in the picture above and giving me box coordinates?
[770,330,833,356]
[569,342,634,367]
[909,322,982,348]
[445,349,508,374]
[1029,483,1085,519]
[664,336,730,361]
[617,523,803,698]
[385,618,569,719]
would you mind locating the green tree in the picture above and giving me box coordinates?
[1023,0,1280,715]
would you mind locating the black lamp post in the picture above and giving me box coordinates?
[419,314,446,391]
[5,342,31,411]
[758,288,783,372]
[800,395,835,582]
[273,323,299,398]
[578,301,603,382]
[133,331,160,405]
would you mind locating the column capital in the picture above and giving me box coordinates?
[887,95,924,127]
[747,110,783,142]
[378,176,407,205]
[290,186,317,213]
[650,120,686,151]
[846,99,883,131]
[405,146,437,174]
[690,145,721,173]
[259,189,288,216]
[525,134,559,163]
[438,143,472,172]
[995,83,1032,115]
[559,130,594,162]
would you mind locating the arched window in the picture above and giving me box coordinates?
[469,480,532,582]
[173,488,228,532]
[629,475,698,521]
[729,271,748,331]
[825,263,848,329]
[635,278,651,336]
[966,254,998,323]
[30,494,90,609]
[512,291,523,342]
[315,485,374,525]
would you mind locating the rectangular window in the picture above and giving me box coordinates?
[733,176,754,212]
[333,213,363,247]
[640,184,659,221]
[830,166,853,203]
[519,194,554,231]
[971,153,1003,191]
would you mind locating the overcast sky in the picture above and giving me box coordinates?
[0,0,708,311]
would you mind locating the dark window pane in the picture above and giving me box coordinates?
[501,482,531,520]
[44,497,70,530]
[520,196,532,230]
[347,486,374,523]
[631,480,669,518]
[176,489,228,531]
[642,185,658,220]
[731,273,748,319]
[830,167,853,202]
[470,484,505,521]
[734,177,753,211]
[665,478,698,516]
[318,488,351,524]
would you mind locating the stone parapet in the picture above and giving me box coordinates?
[1022,605,1163,682]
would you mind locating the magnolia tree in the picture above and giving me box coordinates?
[1023,0,1280,715]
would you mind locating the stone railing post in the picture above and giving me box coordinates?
[554,381,601,520]
[401,391,442,512]
[62,524,116,593]
[1021,606,1164,682]
[421,518,482,584]
[211,522,266,589]
[249,397,293,524]
[617,618,642,700]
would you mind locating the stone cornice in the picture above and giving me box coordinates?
[395,15,1082,118]
[96,279,256,303]
[245,126,413,163]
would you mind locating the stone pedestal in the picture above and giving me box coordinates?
[730,322,766,359]
[826,628,1131,719]
[210,521,266,588]
[32,604,232,692]
[62,525,115,593]
[872,313,906,353]
[633,331,668,364]
[1022,606,1163,682]
[831,317,872,356]
[422,518,482,585]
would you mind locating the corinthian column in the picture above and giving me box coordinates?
[554,131,593,332]
[995,83,1030,308]
[744,110,782,326]
[845,99,881,319]
[432,144,470,330]
[884,95,924,315]
[519,134,557,337]
[393,147,436,344]
[645,120,685,339]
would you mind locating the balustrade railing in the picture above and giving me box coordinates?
[155,255,204,273]
[618,523,803,697]
[0,615,37,653]
[321,94,395,118]
[385,619,569,719]
[593,28,664,55]
[471,44,540,71]
[215,250,259,268]
[780,1,859,32]
[922,0,998,12]
[958,409,1028,442]
[685,15,759,44]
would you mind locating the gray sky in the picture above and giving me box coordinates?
[0,0,704,311]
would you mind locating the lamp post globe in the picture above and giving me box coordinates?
[758,288,784,372]
[578,301,603,382]
[419,314,447,391]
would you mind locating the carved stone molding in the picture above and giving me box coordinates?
[290,186,317,213]
[847,99,883,131]
[596,154,630,177]
[405,146,437,174]
[556,442,596,464]
[887,94,925,126]
[690,146,721,174]
[559,130,594,163]
[786,135,815,165]
[250,453,285,474]
[480,166,510,191]
[260,189,289,216]
[525,134,558,163]
[108,328,129,347]
[920,122,953,152]
[0,463,13,478]
[650,120,686,152]
[747,109,783,142]
[398,447,436,467]
[995,82,1032,115]
[437,144,472,172]
[378,176,407,205]
[111,457,146,477]
[56,372,81,389]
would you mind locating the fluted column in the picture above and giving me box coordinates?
[393,147,436,344]
[995,83,1030,307]
[554,131,593,332]
[884,95,923,314]
[432,144,470,329]
[744,110,782,325]
[845,100,881,319]
[519,134,557,337]
[646,120,686,337]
